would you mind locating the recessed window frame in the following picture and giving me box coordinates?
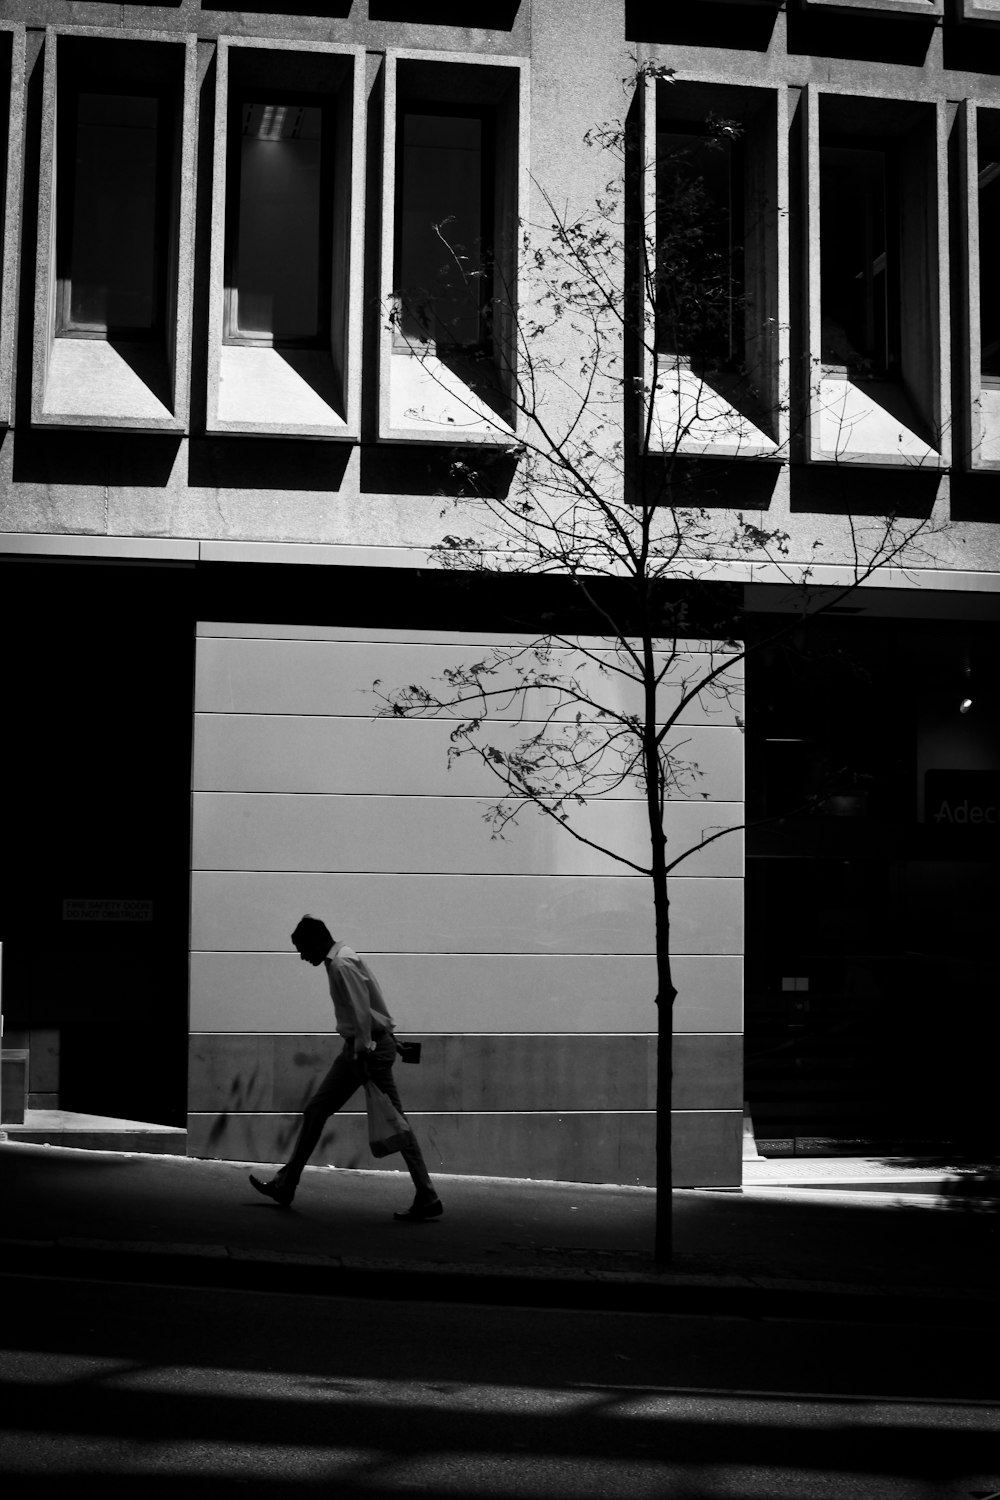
[54,78,174,343]
[207,37,364,440]
[392,101,497,356]
[641,72,789,461]
[378,48,529,447]
[223,92,334,351]
[803,85,950,469]
[654,122,747,366]
[819,140,900,381]
[31,26,197,434]
[958,99,1000,471]
[1,23,26,429]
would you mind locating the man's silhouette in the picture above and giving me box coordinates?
[250,914,442,1221]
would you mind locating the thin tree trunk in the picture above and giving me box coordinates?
[653,868,676,1264]
[641,621,677,1265]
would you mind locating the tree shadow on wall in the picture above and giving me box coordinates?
[788,462,940,521]
[360,441,518,498]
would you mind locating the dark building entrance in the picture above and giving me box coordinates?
[1,560,195,1128]
[744,605,1000,1157]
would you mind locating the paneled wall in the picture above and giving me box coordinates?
[189,622,744,1187]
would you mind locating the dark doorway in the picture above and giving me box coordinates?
[0,560,195,1127]
[744,613,1000,1157]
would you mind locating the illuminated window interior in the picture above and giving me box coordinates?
[227,100,325,345]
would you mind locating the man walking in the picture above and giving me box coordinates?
[249,914,443,1222]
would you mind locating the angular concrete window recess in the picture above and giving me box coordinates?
[799,0,943,14]
[641,74,789,461]
[957,0,1000,20]
[378,49,529,445]
[804,89,950,469]
[31,28,197,433]
[0,24,25,429]
[207,39,364,439]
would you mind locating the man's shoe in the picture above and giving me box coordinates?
[249,1174,294,1208]
[393,1193,443,1222]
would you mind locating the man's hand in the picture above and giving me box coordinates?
[354,1047,374,1079]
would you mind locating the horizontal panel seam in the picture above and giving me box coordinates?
[191,792,744,804]
[193,712,741,724]
[186,1109,740,1117]
[188,1030,740,1038]
[189,790,692,801]
[191,870,738,878]
[189,951,739,957]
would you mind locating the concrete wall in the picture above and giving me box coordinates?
[189,621,745,1187]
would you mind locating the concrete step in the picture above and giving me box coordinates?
[1,1111,186,1155]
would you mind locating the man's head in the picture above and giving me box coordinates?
[291,914,334,966]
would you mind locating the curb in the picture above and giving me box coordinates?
[2,1237,998,1327]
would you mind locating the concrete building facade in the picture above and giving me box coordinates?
[2,1,999,1184]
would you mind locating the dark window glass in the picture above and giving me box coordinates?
[64,93,160,334]
[978,153,1000,380]
[820,146,894,378]
[396,111,485,348]
[656,128,743,364]
[228,102,325,345]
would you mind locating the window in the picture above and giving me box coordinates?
[32,31,195,431]
[819,146,894,379]
[379,52,526,445]
[806,90,948,468]
[395,109,491,350]
[644,76,786,459]
[57,89,168,339]
[207,41,362,438]
[225,99,329,346]
[977,133,1000,383]
[656,127,744,367]
[962,103,1000,469]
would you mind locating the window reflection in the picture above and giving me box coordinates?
[656,128,743,364]
[397,112,484,348]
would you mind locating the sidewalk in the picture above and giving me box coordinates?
[1,1137,997,1322]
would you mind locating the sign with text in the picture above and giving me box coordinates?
[924,771,1000,829]
[62,899,154,923]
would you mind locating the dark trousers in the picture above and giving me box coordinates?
[279,1034,434,1195]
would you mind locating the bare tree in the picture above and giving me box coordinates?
[378,65,944,1263]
